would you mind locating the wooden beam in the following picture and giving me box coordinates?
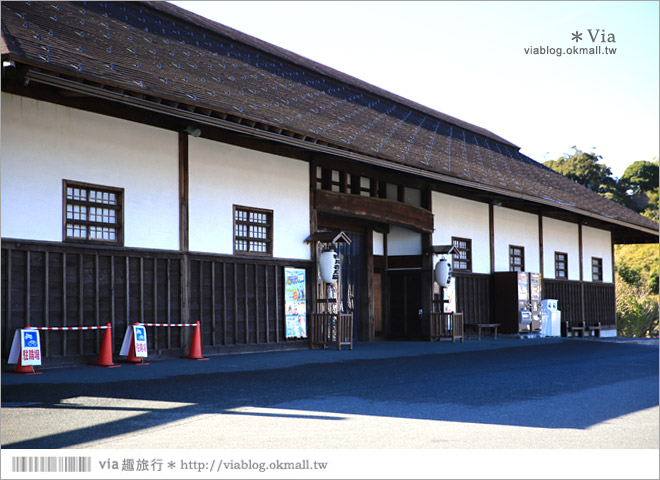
[315,190,433,233]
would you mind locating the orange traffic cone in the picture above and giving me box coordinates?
[7,325,43,375]
[9,355,42,375]
[182,321,208,360]
[120,330,149,366]
[91,323,120,368]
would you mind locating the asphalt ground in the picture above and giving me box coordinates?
[1,336,658,478]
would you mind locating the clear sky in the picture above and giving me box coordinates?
[170,1,659,178]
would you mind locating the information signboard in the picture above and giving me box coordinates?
[284,267,307,338]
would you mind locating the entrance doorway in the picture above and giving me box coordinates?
[387,270,423,339]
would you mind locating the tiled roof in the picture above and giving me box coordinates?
[1,1,657,235]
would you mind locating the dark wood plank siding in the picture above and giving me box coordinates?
[188,256,293,350]
[584,282,616,327]
[454,273,493,325]
[542,279,583,327]
[2,240,310,366]
[542,279,615,328]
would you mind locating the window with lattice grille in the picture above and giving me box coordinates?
[509,245,525,272]
[233,205,273,256]
[592,257,603,282]
[451,237,472,272]
[555,252,568,279]
[63,180,123,245]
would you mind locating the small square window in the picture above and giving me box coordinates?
[63,180,123,245]
[451,237,472,272]
[233,205,273,256]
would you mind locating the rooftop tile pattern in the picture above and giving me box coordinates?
[1,1,657,233]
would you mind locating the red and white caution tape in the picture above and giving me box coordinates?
[27,325,111,331]
[136,322,199,327]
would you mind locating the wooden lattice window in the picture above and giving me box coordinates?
[452,237,472,272]
[555,252,568,279]
[592,257,603,282]
[509,245,525,272]
[63,180,123,245]
[233,205,273,256]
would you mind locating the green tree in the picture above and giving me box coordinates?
[619,159,659,195]
[544,146,627,205]
[618,159,659,220]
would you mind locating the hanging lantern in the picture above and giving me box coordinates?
[434,257,452,287]
[319,251,339,284]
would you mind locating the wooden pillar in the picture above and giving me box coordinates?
[179,132,190,252]
[362,228,375,342]
[579,223,585,325]
[421,186,433,340]
[489,203,495,273]
[179,131,191,325]
[538,214,544,277]
[611,234,617,327]
[309,162,319,347]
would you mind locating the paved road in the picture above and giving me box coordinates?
[2,337,658,452]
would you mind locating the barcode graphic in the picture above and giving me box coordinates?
[12,456,92,473]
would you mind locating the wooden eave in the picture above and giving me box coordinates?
[315,189,433,233]
[6,63,657,243]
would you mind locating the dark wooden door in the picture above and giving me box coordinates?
[388,271,423,339]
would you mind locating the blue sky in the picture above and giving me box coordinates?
[171,1,659,178]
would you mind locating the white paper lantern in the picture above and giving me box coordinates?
[319,251,339,283]
[434,257,452,287]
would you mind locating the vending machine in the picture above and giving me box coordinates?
[493,272,543,334]
[528,273,542,332]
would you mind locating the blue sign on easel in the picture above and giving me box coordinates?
[8,329,42,366]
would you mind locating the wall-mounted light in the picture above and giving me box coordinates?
[184,125,201,137]
[492,200,503,206]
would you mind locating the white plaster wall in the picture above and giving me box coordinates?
[493,206,540,273]
[1,93,179,249]
[188,137,310,259]
[582,226,613,283]
[542,217,580,280]
[431,192,490,274]
[387,225,422,255]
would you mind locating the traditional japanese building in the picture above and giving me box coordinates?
[2,1,657,366]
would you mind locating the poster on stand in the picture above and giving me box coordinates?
[284,267,307,338]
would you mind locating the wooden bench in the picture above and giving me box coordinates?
[474,323,500,340]
[565,321,586,337]
[586,322,601,338]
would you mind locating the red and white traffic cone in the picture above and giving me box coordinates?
[8,325,42,375]
[182,321,208,360]
[91,323,120,368]
[9,355,42,375]
[120,331,149,366]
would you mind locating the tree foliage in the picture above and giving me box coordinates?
[620,160,659,195]
[546,148,659,337]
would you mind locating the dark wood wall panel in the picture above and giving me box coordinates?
[584,283,615,327]
[188,256,293,351]
[3,240,311,365]
[455,273,493,325]
[543,279,583,327]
